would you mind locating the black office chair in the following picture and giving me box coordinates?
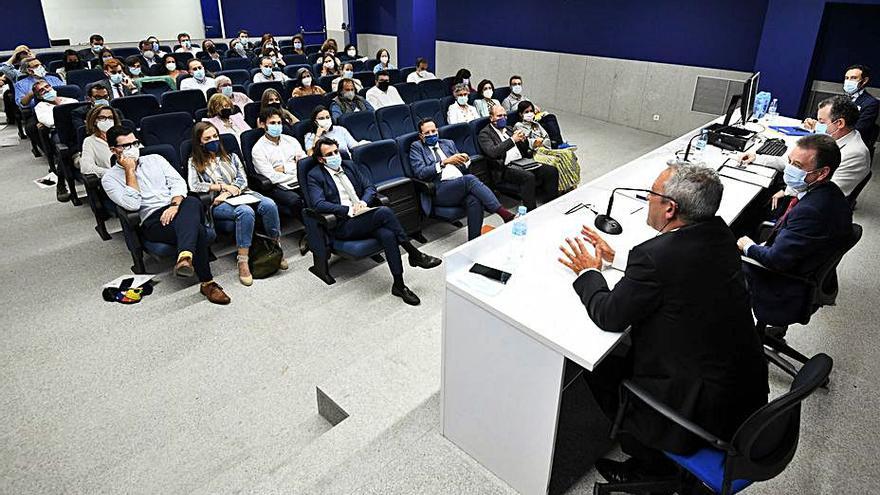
[847,171,872,210]
[593,353,833,495]
[744,223,862,379]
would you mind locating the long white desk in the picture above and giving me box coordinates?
[441,115,804,495]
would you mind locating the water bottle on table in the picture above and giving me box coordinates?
[507,206,528,267]
[691,130,708,163]
[767,98,779,123]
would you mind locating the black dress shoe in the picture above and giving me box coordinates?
[595,458,644,484]
[56,181,70,203]
[298,235,310,256]
[408,252,441,269]
[392,284,421,306]
[32,147,42,158]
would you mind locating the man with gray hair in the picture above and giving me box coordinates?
[447,83,479,124]
[557,163,768,483]
[742,95,870,200]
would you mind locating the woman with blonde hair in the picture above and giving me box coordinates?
[187,122,286,286]
[513,101,580,192]
[78,104,121,177]
[260,88,298,130]
[203,93,251,144]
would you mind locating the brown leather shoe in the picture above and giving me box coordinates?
[174,256,195,278]
[200,281,231,305]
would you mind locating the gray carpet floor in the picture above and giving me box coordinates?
[1,109,878,494]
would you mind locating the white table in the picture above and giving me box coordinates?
[441,116,803,494]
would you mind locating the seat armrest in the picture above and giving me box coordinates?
[248,175,274,192]
[620,380,732,452]
[83,173,101,189]
[304,208,338,229]
[195,192,214,210]
[117,206,142,231]
[741,255,813,285]
[757,221,775,244]
[377,194,390,206]
[411,178,436,195]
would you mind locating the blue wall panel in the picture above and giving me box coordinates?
[221,0,324,37]
[810,2,880,83]
[357,0,397,36]
[1,0,50,51]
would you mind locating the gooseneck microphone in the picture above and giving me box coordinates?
[595,187,656,235]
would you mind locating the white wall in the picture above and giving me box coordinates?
[40,0,205,45]
[324,0,346,47]
[356,34,397,66]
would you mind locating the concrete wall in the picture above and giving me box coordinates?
[356,33,398,66]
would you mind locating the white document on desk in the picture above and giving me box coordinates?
[718,166,774,188]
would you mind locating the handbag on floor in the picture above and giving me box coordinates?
[248,233,283,279]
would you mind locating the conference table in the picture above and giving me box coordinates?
[440,115,803,494]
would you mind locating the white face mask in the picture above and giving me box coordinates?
[462,78,469,85]
[522,112,535,122]
[294,41,302,49]
[482,89,493,99]
[511,84,523,95]
[122,146,140,161]
[347,49,356,57]
[301,77,312,87]
[380,55,389,63]
[317,117,332,129]
[96,119,114,132]
[143,50,155,59]
[165,62,177,71]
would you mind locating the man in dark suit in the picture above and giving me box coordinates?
[478,105,559,211]
[306,137,442,305]
[738,134,853,324]
[137,39,165,76]
[409,118,514,240]
[805,64,878,150]
[96,59,138,100]
[77,33,105,64]
[559,164,768,482]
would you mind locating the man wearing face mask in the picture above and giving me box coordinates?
[137,40,162,76]
[502,75,569,149]
[78,34,105,63]
[366,70,403,109]
[175,33,201,55]
[329,79,373,121]
[72,84,114,131]
[559,164,768,484]
[252,56,289,83]
[738,134,852,279]
[32,80,78,129]
[180,59,215,95]
[236,30,254,51]
[406,57,437,84]
[306,137,442,305]
[803,64,878,149]
[410,119,514,240]
[446,83,479,124]
[98,59,138,99]
[478,105,559,211]
[101,124,230,304]
[743,96,869,204]
[14,57,64,159]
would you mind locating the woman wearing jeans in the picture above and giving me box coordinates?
[187,122,287,286]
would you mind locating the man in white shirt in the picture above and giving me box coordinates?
[305,136,441,305]
[179,59,215,95]
[32,80,78,128]
[447,83,479,124]
[409,118,513,240]
[251,107,306,211]
[366,70,404,109]
[742,95,870,202]
[175,33,201,55]
[252,56,290,84]
[406,57,437,84]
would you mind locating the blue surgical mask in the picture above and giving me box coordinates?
[108,73,123,85]
[221,86,233,97]
[324,154,342,169]
[343,70,353,79]
[193,68,205,80]
[424,134,439,146]
[493,116,507,129]
[151,42,160,52]
[843,79,859,95]
[203,139,220,153]
[456,95,468,106]
[129,67,141,76]
[814,122,828,135]
[266,123,282,137]
[42,89,57,101]
[93,98,110,107]
[783,162,812,193]
[261,67,273,77]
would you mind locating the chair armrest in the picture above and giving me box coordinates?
[304,208,338,229]
[411,178,436,195]
[741,255,813,285]
[82,173,101,189]
[620,380,732,452]
[757,221,775,244]
[195,192,214,210]
[55,141,69,156]
[377,194,390,206]
[248,175,274,192]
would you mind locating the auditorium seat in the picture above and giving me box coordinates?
[376,104,415,139]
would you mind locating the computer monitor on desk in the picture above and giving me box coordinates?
[740,72,760,125]
[703,72,760,152]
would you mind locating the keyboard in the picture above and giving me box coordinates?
[756,139,788,156]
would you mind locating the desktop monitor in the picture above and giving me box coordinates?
[740,72,760,124]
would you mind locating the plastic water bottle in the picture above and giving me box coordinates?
[508,206,528,266]
[691,130,708,162]
[767,98,779,121]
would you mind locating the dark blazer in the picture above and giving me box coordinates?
[306,159,377,219]
[138,55,165,77]
[573,217,768,455]
[744,181,852,324]
[853,90,879,148]
[95,79,138,100]
[409,138,464,213]
[477,123,531,173]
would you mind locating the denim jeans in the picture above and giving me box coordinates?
[212,191,280,248]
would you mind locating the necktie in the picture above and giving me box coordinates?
[431,146,442,164]
[768,196,799,244]
[114,84,123,98]
[337,171,360,205]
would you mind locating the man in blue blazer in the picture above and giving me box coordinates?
[409,118,515,240]
[805,64,878,150]
[738,134,853,324]
[306,136,441,305]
